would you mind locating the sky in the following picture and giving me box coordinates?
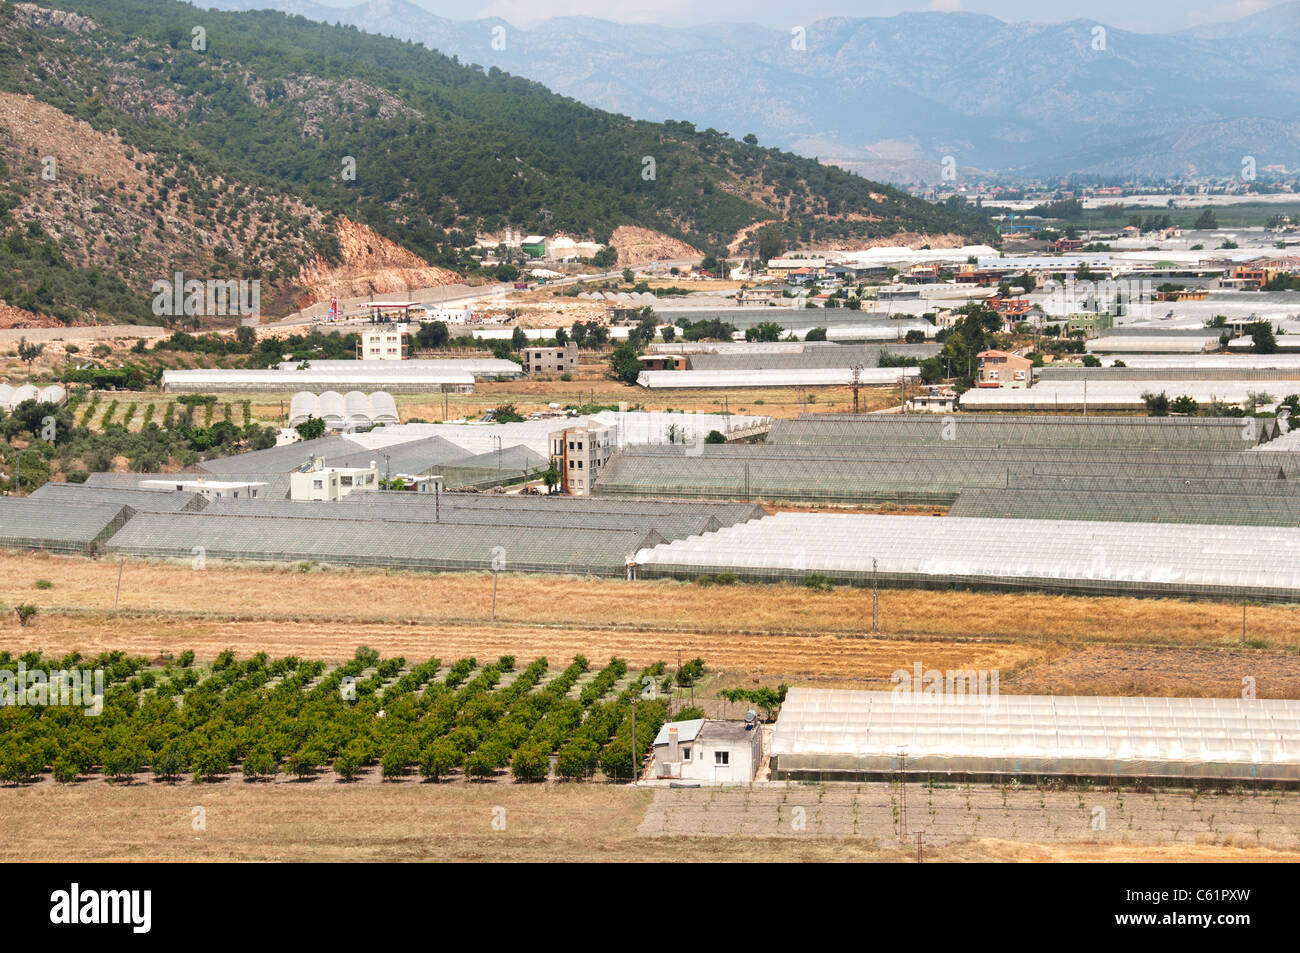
[387,0,1292,33]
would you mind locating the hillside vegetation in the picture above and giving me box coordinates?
[0,0,990,323]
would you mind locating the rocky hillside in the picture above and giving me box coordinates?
[0,0,991,325]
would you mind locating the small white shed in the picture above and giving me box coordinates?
[653,719,761,783]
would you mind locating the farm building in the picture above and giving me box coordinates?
[769,687,1300,783]
[653,719,762,782]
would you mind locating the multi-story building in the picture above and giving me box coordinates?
[548,423,615,495]
[976,349,1033,389]
[524,343,578,376]
[356,325,410,360]
[289,457,379,501]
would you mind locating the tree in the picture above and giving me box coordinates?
[242,748,277,780]
[621,268,635,284]
[494,263,520,282]
[511,325,528,351]
[705,430,725,444]
[511,743,548,782]
[742,133,758,145]
[745,322,784,342]
[1171,395,1200,416]
[295,416,326,441]
[590,246,618,269]
[542,461,560,493]
[418,740,458,782]
[757,224,783,262]
[1141,390,1170,417]
[554,327,568,346]
[660,325,675,343]
[16,337,44,372]
[1194,209,1219,230]
[805,327,827,342]
[1246,321,1277,354]
[104,746,144,783]
[609,342,642,384]
[414,320,449,349]
[1081,354,1102,367]
[491,403,525,423]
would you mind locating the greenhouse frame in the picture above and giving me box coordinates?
[948,486,1300,527]
[0,499,135,554]
[770,688,1300,783]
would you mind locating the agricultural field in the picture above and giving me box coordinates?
[0,645,690,788]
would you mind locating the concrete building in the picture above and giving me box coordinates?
[904,385,959,413]
[289,457,379,501]
[976,350,1033,388]
[357,325,410,360]
[139,478,267,500]
[653,719,762,782]
[524,343,578,376]
[549,423,615,495]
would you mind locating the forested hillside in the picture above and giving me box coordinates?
[0,0,992,323]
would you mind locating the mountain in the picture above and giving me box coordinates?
[0,0,987,325]
[205,1,1300,182]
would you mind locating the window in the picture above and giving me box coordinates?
[681,747,691,761]
[313,480,323,489]
[714,751,729,766]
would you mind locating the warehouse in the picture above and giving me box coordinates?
[630,511,1300,602]
[770,687,1300,783]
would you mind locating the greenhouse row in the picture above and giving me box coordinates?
[948,487,1300,527]
[630,512,1300,601]
[593,444,1299,505]
[769,688,1300,782]
[767,413,1281,450]
[104,512,663,576]
[28,482,208,513]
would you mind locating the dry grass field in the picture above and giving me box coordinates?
[4,781,1297,863]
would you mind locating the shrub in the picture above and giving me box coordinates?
[33,579,52,590]
[418,740,458,782]
[242,748,277,781]
[14,605,37,626]
[333,750,362,782]
[104,746,144,783]
[803,573,834,592]
[152,744,188,782]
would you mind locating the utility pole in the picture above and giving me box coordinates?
[113,556,124,611]
[915,831,924,863]
[872,558,880,633]
[897,748,908,844]
[490,568,499,622]
[850,363,864,414]
[631,697,637,782]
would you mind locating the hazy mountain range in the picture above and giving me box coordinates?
[204,0,1300,183]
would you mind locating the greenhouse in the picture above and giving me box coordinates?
[199,497,735,543]
[594,444,1300,505]
[637,367,919,389]
[28,482,207,513]
[0,499,134,554]
[770,688,1300,783]
[949,487,1300,527]
[630,511,1300,602]
[767,413,1281,450]
[106,512,663,575]
[959,380,1300,411]
[764,686,1300,785]
[288,391,400,429]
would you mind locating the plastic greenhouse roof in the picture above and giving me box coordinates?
[949,487,1300,527]
[637,367,919,389]
[0,499,134,553]
[768,413,1278,450]
[106,512,661,575]
[770,688,1300,781]
[594,444,1300,505]
[28,483,206,513]
[631,511,1300,601]
[197,498,725,542]
[959,381,1300,411]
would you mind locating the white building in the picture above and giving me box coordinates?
[139,478,267,501]
[357,325,410,360]
[421,307,472,325]
[289,457,379,501]
[652,719,762,783]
